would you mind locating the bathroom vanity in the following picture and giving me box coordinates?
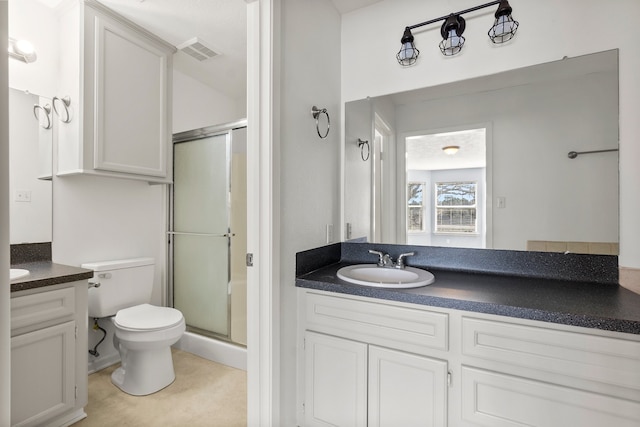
[10,259,93,427]
[296,243,640,427]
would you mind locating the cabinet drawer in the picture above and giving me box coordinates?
[462,317,640,390]
[461,366,640,427]
[306,292,448,354]
[11,287,76,334]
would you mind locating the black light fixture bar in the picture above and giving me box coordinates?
[405,0,502,32]
[397,0,518,65]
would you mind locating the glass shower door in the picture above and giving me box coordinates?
[172,134,231,338]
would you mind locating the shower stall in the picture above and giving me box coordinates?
[169,120,247,363]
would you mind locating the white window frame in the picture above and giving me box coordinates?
[407,182,425,232]
[434,181,478,234]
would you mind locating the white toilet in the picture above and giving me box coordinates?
[82,257,186,396]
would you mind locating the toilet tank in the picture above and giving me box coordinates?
[82,257,155,318]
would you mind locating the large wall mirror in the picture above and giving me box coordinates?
[9,88,53,244]
[344,49,619,254]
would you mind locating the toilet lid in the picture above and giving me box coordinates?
[115,303,184,331]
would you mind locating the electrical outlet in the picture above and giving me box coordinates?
[326,224,334,244]
[15,190,31,202]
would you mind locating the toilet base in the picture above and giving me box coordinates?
[111,346,176,396]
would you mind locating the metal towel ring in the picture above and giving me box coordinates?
[52,96,72,123]
[311,106,330,139]
[33,103,52,130]
[358,138,370,161]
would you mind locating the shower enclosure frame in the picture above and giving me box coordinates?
[168,118,247,345]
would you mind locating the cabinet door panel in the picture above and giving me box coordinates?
[305,331,367,427]
[461,366,640,427]
[11,321,76,427]
[94,14,168,177]
[368,346,447,427]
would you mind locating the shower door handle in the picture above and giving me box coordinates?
[167,231,231,237]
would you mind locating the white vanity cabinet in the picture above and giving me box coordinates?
[10,281,88,427]
[302,292,449,427]
[299,289,640,427]
[57,0,175,183]
[459,316,640,427]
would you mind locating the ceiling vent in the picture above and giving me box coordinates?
[177,37,219,62]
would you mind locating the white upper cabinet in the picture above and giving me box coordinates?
[57,0,175,182]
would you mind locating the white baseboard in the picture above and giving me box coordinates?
[175,332,247,371]
[88,353,120,374]
[53,409,87,427]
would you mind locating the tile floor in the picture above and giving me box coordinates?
[74,349,247,426]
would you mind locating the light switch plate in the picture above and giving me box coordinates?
[326,224,334,244]
[15,190,31,202]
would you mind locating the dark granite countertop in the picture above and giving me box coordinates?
[297,260,640,336]
[296,242,640,335]
[10,261,94,293]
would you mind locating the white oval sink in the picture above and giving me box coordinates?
[337,264,434,289]
[10,269,30,281]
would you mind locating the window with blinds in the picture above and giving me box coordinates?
[435,181,477,234]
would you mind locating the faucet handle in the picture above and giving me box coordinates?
[368,249,385,267]
[396,252,415,268]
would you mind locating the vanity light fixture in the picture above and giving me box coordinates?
[442,145,460,155]
[439,14,466,56]
[396,28,420,66]
[396,0,519,65]
[8,37,37,63]
[488,0,519,43]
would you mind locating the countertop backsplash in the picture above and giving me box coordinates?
[297,242,618,285]
[10,242,52,264]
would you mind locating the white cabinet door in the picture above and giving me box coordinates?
[461,366,640,427]
[11,321,76,427]
[56,1,173,182]
[368,346,447,427]
[92,12,169,177]
[305,331,368,427]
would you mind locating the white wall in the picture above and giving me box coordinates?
[52,174,167,367]
[173,69,245,133]
[279,0,342,424]
[342,0,640,268]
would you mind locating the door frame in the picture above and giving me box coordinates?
[246,1,280,425]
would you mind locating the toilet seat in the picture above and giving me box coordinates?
[115,303,184,331]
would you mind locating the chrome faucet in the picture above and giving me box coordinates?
[368,250,415,269]
[396,252,415,269]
